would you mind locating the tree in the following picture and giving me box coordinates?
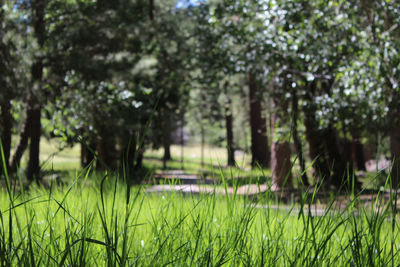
[360,1,400,186]
[0,1,14,174]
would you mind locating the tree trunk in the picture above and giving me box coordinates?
[11,96,33,172]
[200,122,205,168]
[248,72,269,168]
[0,99,12,172]
[135,148,144,170]
[95,122,116,171]
[119,132,137,180]
[390,120,400,188]
[271,141,292,189]
[303,84,331,183]
[148,0,154,20]
[27,104,41,182]
[225,95,235,166]
[351,129,366,171]
[80,138,95,167]
[81,143,88,167]
[270,81,292,189]
[162,110,171,169]
[180,109,184,170]
[26,0,46,183]
[271,112,292,189]
[322,126,355,188]
[291,88,309,186]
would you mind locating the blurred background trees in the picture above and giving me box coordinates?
[1,0,399,190]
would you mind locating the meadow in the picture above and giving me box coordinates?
[0,140,399,266]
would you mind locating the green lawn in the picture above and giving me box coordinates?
[25,139,272,185]
[1,139,399,265]
[144,145,272,186]
[12,137,81,171]
[0,176,399,266]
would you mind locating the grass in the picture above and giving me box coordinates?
[12,137,81,172]
[1,139,400,265]
[0,171,400,266]
[144,145,271,186]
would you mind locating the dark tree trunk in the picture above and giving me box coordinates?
[225,95,235,166]
[180,109,185,170]
[81,143,88,167]
[0,1,12,174]
[303,84,331,183]
[162,109,171,170]
[390,128,400,188]
[135,147,144,171]
[270,114,292,189]
[248,72,269,168]
[0,100,12,172]
[303,84,357,189]
[322,126,355,188]
[80,138,96,167]
[95,122,116,171]
[200,122,205,168]
[291,89,309,186]
[26,0,46,183]
[389,109,400,188]
[149,0,154,20]
[270,81,292,189]
[162,110,172,165]
[119,132,137,180]
[27,104,41,182]
[119,129,144,182]
[271,141,292,189]
[351,129,366,171]
[11,96,33,172]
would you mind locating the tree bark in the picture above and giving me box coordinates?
[303,93,356,188]
[303,83,331,183]
[26,0,46,182]
[291,88,309,186]
[270,113,292,189]
[180,109,184,169]
[351,129,366,171]
[81,143,88,167]
[271,140,292,189]
[11,96,33,172]
[95,121,116,171]
[27,103,41,182]
[119,132,137,180]
[200,121,205,168]
[225,95,235,166]
[162,109,171,169]
[0,6,13,173]
[322,126,355,188]
[270,80,292,189]
[386,82,400,187]
[0,99,12,172]
[81,138,96,167]
[248,72,269,168]
[389,102,400,188]
[148,0,154,21]
[390,128,400,188]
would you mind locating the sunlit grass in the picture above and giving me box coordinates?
[11,137,81,171]
[2,140,400,265]
[0,174,399,266]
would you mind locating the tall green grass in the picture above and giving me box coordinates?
[1,140,400,266]
[0,169,400,266]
